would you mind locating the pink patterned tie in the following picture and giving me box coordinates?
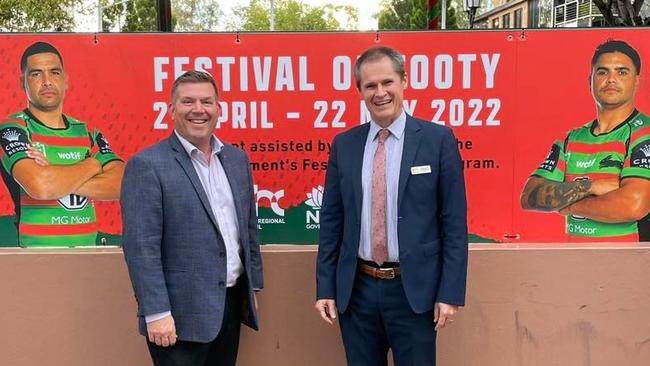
[371,129,390,265]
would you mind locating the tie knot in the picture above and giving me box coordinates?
[378,129,390,144]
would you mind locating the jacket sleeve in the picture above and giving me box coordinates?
[316,135,344,300]
[120,154,170,316]
[436,127,469,306]
[244,152,264,290]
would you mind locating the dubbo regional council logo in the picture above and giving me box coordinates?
[305,186,323,230]
[255,185,286,225]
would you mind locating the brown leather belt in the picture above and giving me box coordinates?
[358,263,401,279]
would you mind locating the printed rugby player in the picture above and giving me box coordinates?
[521,39,650,241]
[0,42,124,247]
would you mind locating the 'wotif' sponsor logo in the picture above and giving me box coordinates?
[305,186,323,229]
[57,151,83,160]
[574,159,596,168]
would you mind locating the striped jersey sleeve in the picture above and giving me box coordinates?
[0,118,31,173]
[531,139,566,182]
[622,115,650,179]
[89,128,122,166]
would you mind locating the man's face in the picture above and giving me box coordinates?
[591,51,639,110]
[358,56,407,127]
[23,52,67,112]
[170,82,221,148]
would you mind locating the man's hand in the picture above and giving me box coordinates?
[589,178,620,196]
[434,302,459,331]
[147,315,177,347]
[26,145,49,166]
[315,299,338,325]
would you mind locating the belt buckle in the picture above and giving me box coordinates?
[376,268,395,279]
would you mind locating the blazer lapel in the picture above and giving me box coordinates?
[168,134,220,231]
[352,123,371,220]
[217,146,246,236]
[398,115,422,210]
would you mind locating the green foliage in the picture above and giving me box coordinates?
[229,0,358,31]
[101,0,158,32]
[376,0,462,30]
[0,0,81,31]
[173,0,222,31]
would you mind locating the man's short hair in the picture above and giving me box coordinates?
[20,41,64,74]
[591,39,641,75]
[171,70,219,101]
[354,46,406,89]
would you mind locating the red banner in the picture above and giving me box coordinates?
[1,29,649,244]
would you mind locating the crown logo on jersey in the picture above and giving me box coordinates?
[641,144,650,157]
[2,130,20,142]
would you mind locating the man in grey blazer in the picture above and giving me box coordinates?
[121,70,263,366]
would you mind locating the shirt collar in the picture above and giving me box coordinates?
[174,130,224,157]
[369,110,406,141]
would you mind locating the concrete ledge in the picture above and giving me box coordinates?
[0,244,648,365]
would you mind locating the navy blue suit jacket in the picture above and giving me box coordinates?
[316,115,468,314]
[121,133,263,343]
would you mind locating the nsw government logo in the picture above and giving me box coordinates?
[304,186,323,230]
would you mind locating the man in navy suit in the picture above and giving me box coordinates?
[121,70,263,366]
[315,45,468,366]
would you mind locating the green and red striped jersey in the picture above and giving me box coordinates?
[0,109,121,247]
[532,110,650,241]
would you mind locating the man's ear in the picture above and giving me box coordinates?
[20,75,25,91]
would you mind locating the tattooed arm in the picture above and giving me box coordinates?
[520,176,619,212]
[561,178,650,223]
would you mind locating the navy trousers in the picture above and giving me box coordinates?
[339,271,437,366]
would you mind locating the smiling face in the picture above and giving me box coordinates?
[591,51,639,111]
[358,56,407,128]
[170,82,221,151]
[23,52,67,113]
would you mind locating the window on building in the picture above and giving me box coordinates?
[503,13,511,28]
[514,9,523,27]
[492,18,500,28]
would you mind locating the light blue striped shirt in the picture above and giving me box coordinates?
[358,111,406,263]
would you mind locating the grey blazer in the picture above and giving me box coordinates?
[121,133,263,343]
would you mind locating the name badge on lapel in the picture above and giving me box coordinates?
[410,165,432,175]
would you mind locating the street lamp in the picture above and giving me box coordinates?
[464,0,482,29]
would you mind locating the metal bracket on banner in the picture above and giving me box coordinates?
[503,233,521,240]
[519,30,526,41]
[375,31,380,42]
[92,33,99,45]
[507,34,514,42]
[235,31,241,44]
